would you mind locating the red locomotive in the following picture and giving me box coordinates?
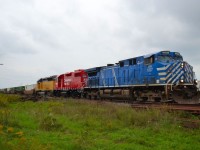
[54,69,88,97]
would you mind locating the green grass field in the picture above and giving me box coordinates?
[0,94,200,150]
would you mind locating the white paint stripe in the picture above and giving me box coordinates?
[171,62,181,73]
[187,72,192,82]
[167,63,181,83]
[168,62,179,72]
[185,64,190,74]
[186,76,189,83]
[157,64,171,71]
[112,68,119,86]
[166,73,172,80]
[158,72,167,76]
[167,67,182,83]
[160,78,166,81]
[100,71,106,86]
[157,67,164,71]
[166,62,180,80]
[171,71,183,84]
[184,63,193,82]
[188,64,192,73]
[157,62,179,82]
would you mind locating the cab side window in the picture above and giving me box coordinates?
[119,61,124,67]
[144,55,154,65]
[129,58,137,65]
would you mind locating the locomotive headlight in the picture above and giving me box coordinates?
[194,79,198,85]
[180,79,184,83]
[181,62,184,68]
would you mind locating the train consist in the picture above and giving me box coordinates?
[1,51,199,104]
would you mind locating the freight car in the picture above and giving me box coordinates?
[5,86,25,94]
[35,75,57,96]
[84,51,199,104]
[24,84,36,95]
[54,69,87,98]
[5,88,11,93]
[13,86,25,94]
[0,88,6,93]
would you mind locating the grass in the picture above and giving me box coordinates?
[0,93,200,149]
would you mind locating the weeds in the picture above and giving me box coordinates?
[0,96,199,150]
[0,124,50,150]
[0,94,21,107]
[0,108,19,128]
[39,114,62,131]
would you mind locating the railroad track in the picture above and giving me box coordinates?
[131,103,200,115]
[20,95,200,115]
[86,98,200,115]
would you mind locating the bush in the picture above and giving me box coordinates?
[0,124,50,150]
[39,114,62,131]
[0,108,19,128]
[0,94,21,107]
[0,109,11,126]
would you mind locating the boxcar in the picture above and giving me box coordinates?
[0,89,5,93]
[6,86,25,94]
[14,86,25,94]
[24,84,36,95]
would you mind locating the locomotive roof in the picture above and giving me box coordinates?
[120,50,180,62]
[64,69,85,74]
[37,75,57,82]
[85,50,182,70]
[85,66,105,73]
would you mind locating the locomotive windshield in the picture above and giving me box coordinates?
[173,55,183,61]
[173,53,183,61]
[157,53,183,62]
[157,55,172,62]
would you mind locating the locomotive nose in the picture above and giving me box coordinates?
[159,60,194,85]
[180,61,194,84]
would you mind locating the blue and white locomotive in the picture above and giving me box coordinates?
[84,51,199,104]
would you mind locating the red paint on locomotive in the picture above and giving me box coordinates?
[55,69,88,90]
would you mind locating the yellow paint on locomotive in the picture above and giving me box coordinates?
[36,81,55,92]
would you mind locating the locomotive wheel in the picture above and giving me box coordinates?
[172,90,200,104]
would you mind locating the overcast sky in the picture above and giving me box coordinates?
[0,0,200,88]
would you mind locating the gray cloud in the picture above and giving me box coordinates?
[0,0,199,88]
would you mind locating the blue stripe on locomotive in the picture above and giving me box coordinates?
[85,51,195,88]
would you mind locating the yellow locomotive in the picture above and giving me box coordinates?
[35,75,57,95]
